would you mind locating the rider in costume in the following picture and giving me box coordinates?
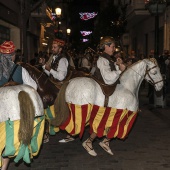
[42,38,69,81]
[42,39,70,143]
[82,36,126,156]
[0,41,39,170]
[0,41,37,88]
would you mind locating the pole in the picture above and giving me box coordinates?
[154,2,159,61]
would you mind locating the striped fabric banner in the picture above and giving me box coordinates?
[90,105,137,139]
[60,103,137,140]
[44,105,60,135]
[60,103,92,138]
[0,116,45,167]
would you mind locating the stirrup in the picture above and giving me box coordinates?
[99,138,114,155]
[82,137,97,156]
[59,136,75,143]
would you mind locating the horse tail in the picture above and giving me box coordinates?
[18,91,34,145]
[50,81,70,126]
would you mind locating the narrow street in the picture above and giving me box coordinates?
[9,87,170,170]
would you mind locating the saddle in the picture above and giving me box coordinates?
[92,76,119,107]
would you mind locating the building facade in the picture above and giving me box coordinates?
[124,0,170,57]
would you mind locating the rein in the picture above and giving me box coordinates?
[144,65,163,86]
[128,62,163,87]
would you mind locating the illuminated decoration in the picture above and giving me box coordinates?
[51,13,56,21]
[79,12,98,20]
[82,39,89,42]
[80,31,92,36]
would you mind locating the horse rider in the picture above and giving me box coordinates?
[82,36,126,156]
[42,38,70,81]
[0,41,37,88]
[0,41,38,170]
[42,38,70,143]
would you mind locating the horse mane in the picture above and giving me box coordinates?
[120,60,143,79]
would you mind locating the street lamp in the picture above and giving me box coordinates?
[145,0,167,60]
[55,7,62,31]
[66,28,71,35]
[55,8,62,18]
[67,28,71,43]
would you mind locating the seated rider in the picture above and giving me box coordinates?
[82,36,126,157]
[93,36,126,84]
[0,41,37,170]
[42,39,70,143]
[42,38,70,82]
[0,41,37,89]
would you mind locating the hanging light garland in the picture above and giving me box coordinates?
[79,12,98,20]
[80,31,92,36]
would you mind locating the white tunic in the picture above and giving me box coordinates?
[42,55,68,81]
[97,57,121,85]
[22,68,37,90]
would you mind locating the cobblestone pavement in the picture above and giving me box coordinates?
[8,88,170,170]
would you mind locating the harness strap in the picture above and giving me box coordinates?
[8,64,19,82]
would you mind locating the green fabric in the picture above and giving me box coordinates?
[31,116,44,152]
[3,120,15,156]
[46,107,55,135]
[14,144,30,164]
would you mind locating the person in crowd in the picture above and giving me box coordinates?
[14,49,22,63]
[82,36,126,156]
[0,41,37,170]
[42,38,71,143]
[159,50,169,74]
[129,50,138,63]
[77,50,91,73]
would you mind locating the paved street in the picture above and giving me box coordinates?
[9,87,170,170]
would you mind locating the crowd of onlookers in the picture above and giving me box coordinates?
[14,47,170,93]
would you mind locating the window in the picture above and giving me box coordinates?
[0,25,10,44]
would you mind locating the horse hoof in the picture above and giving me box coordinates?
[82,140,97,156]
[99,142,114,155]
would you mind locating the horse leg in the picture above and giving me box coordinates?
[1,157,10,170]
[82,132,97,156]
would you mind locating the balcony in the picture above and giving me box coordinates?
[126,0,150,28]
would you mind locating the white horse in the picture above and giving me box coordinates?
[61,58,163,156]
[66,58,163,111]
[0,84,45,170]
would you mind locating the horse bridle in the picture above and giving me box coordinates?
[144,65,163,86]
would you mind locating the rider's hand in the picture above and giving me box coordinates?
[119,63,126,72]
[116,57,123,65]
[45,63,51,71]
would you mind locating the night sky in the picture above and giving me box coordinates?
[68,0,100,47]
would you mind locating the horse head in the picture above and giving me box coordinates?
[143,58,163,91]
[120,58,163,94]
[19,62,59,108]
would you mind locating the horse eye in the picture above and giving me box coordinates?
[151,70,157,75]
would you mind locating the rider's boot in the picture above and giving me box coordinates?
[59,135,75,143]
[82,133,97,156]
[99,138,114,155]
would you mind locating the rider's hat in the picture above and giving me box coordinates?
[99,36,115,50]
[0,41,15,54]
[53,39,65,47]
